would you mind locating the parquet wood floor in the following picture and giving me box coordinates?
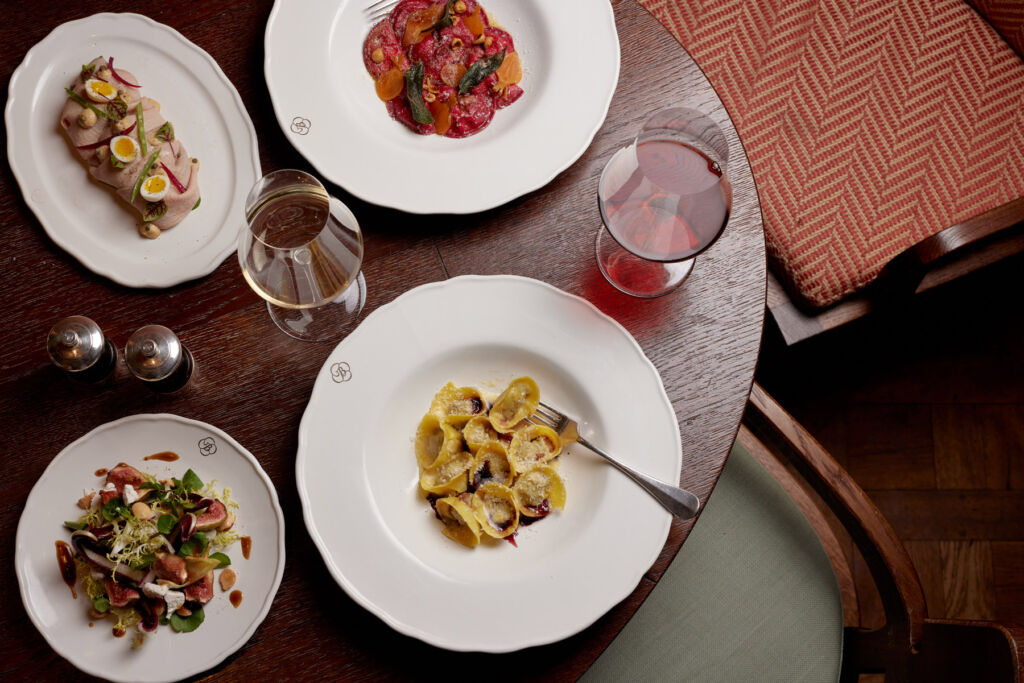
[757,252,1024,629]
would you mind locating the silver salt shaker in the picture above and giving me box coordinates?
[125,325,194,394]
[46,316,118,384]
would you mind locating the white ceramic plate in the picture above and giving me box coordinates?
[297,275,679,652]
[264,0,619,214]
[16,414,286,683]
[6,13,261,288]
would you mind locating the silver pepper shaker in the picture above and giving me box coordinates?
[46,316,118,384]
[124,325,195,394]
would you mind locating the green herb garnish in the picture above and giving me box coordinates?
[210,552,231,568]
[170,605,205,633]
[130,150,161,203]
[154,121,174,143]
[159,614,171,626]
[110,155,126,170]
[192,197,201,210]
[157,514,177,535]
[139,481,163,490]
[178,531,208,558]
[107,97,128,121]
[64,88,115,121]
[102,498,131,522]
[81,64,96,78]
[458,49,506,94]
[91,595,110,613]
[143,201,167,222]
[182,469,203,492]
[404,62,434,125]
[136,103,147,157]
[63,520,88,531]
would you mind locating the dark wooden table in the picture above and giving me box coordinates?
[0,1,766,680]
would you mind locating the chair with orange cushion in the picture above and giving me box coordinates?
[639,0,1024,344]
[582,384,1024,682]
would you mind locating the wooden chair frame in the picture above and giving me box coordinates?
[739,383,1024,681]
[768,173,1024,346]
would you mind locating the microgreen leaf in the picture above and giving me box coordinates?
[106,98,128,121]
[102,498,130,522]
[109,155,126,170]
[192,197,201,211]
[181,469,203,492]
[81,64,96,78]
[92,595,110,613]
[157,514,177,535]
[177,531,208,558]
[154,121,174,143]
[458,49,505,94]
[143,201,167,222]
[139,481,163,490]
[170,605,205,633]
[209,552,231,568]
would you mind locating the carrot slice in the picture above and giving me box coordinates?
[463,7,485,37]
[494,51,522,89]
[375,67,405,101]
[429,95,454,136]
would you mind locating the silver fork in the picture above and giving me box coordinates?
[365,0,399,25]
[530,401,701,519]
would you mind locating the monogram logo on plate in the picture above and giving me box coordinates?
[198,437,218,456]
[330,362,352,383]
[290,117,311,135]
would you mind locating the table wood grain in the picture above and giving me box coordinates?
[0,1,766,680]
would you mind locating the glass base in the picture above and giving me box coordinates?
[595,225,694,298]
[267,272,367,342]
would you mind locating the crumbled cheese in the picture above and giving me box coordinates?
[122,484,139,505]
[90,492,102,509]
[142,582,185,612]
[102,482,117,492]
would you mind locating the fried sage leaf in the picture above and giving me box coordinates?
[423,0,457,33]
[458,49,506,95]
[405,62,434,125]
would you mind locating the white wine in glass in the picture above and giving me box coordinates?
[239,170,366,342]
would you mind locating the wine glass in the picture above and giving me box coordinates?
[238,169,367,342]
[596,107,732,298]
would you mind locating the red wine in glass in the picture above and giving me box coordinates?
[596,108,731,297]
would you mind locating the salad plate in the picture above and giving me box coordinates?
[264,0,620,214]
[297,275,680,652]
[6,13,261,288]
[15,414,286,682]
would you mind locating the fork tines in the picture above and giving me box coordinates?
[529,402,565,430]
[365,0,398,23]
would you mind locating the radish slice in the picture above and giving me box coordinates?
[159,162,188,193]
[74,121,136,150]
[107,57,141,88]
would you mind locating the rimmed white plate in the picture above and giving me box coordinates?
[15,414,286,683]
[265,0,619,214]
[297,275,679,652]
[6,13,261,288]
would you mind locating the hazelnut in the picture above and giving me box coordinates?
[371,48,384,63]
[423,90,436,103]
[454,0,466,11]
[484,36,493,49]
[139,223,161,240]
[77,108,97,129]
[219,568,237,591]
[451,37,463,49]
[77,492,95,509]
[131,501,153,520]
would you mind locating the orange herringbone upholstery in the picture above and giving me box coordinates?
[640,0,1024,308]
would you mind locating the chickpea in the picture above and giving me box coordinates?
[371,48,384,63]
[77,108,97,128]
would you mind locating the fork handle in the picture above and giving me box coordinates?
[577,436,700,519]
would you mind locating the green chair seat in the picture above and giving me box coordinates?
[582,442,844,683]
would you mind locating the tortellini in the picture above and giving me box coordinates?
[415,378,566,548]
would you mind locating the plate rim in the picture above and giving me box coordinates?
[295,274,679,651]
[14,413,287,683]
[263,0,620,214]
[5,11,262,288]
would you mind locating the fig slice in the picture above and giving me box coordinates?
[195,500,228,531]
[159,556,221,589]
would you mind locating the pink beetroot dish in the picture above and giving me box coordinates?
[363,0,524,138]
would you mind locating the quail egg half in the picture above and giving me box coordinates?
[109,135,139,164]
[140,174,170,202]
[83,78,118,103]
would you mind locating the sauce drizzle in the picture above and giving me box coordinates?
[229,590,243,608]
[94,468,108,477]
[144,451,179,462]
[55,540,77,598]
[241,536,252,560]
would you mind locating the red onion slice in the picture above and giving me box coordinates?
[180,512,198,542]
[74,121,136,150]
[107,57,141,88]
[159,162,188,193]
